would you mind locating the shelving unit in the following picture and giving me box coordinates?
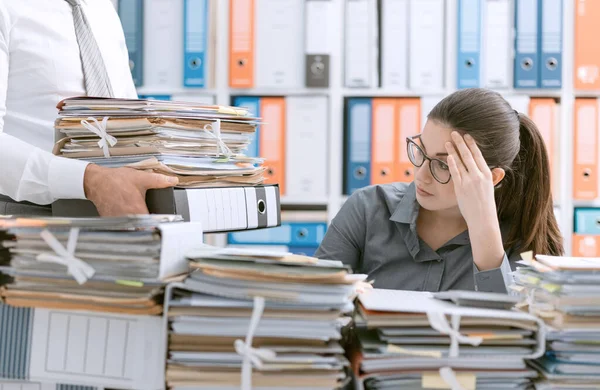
[135,0,582,254]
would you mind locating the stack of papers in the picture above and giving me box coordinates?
[52,97,265,188]
[164,245,367,389]
[353,289,545,390]
[0,215,201,315]
[513,255,600,388]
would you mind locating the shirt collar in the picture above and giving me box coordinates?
[389,182,419,225]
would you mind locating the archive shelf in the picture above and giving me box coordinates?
[129,0,582,254]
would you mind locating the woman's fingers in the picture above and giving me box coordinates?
[464,133,490,174]
[445,145,462,186]
[451,131,479,174]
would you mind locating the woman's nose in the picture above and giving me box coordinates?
[415,160,433,184]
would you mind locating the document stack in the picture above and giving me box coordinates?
[351,289,545,390]
[163,245,367,390]
[0,215,200,314]
[513,254,600,389]
[52,97,265,188]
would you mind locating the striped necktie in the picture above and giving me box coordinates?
[64,0,114,97]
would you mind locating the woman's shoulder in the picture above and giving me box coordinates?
[346,182,413,216]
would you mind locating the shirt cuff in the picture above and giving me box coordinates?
[473,253,514,294]
[48,156,90,200]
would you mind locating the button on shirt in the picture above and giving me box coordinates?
[0,0,136,204]
[314,182,516,293]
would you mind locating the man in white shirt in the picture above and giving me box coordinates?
[0,0,178,216]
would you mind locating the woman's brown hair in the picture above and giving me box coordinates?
[427,88,563,256]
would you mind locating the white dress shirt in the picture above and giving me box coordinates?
[0,0,137,204]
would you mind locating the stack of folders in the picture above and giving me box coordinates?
[513,254,600,389]
[163,245,368,389]
[0,215,201,314]
[52,97,265,188]
[351,289,545,390]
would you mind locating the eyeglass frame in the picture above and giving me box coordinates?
[406,134,452,184]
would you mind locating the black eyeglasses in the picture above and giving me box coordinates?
[406,135,451,184]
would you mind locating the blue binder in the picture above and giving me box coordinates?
[457,0,481,89]
[139,94,172,100]
[233,96,260,158]
[539,0,562,88]
[118,0,144,87]
[345,98,372,195]
[574,208,600,235]
[514,0,539,88]
[183,0,209,87]
[228,222,327,247]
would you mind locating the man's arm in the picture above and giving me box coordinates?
[0,4,177,212]
[0,2,89,204]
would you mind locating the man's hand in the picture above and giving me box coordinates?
[83,164,178,216]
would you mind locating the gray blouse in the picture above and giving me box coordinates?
[314,182,516,293]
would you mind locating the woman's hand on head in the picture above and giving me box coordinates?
[444,131,502,229]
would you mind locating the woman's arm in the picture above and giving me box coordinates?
[445,132,516,293]
[314,190,368,271]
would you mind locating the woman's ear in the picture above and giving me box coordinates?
[491,167,506,186]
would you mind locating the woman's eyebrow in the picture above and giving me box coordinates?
[436,152,449,157]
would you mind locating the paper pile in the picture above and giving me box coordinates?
[0,215,201,314]
[52,97,265,188]
[163,245,367,389]
[513,254,600,389]
[352,289,545,390]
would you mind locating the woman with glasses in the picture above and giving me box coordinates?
[315,88,563,293]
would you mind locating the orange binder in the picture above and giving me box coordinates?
[229,0,255,88]
[529,98,557,197]
[572,234,600,257]
[396,98,421,183]
[371,98,398,185]
[573,98,598,200]
[260,97,286,194]
[574,0,600,90]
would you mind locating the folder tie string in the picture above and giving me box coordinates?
[234,296,277,390]
[427,312,483,390]
[202,119,233,160]
[36,228,95,285]
[81,116,117,158]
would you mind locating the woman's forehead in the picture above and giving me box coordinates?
[421,120,454,152]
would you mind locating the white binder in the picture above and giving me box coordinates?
[143,0,184,89]
[29,310,165,390]
[344,0,379,88]
[182,185,281,232]
[255,0,305,88]
[482,0,512,89]
[381,0,409,89]
[305,0,334,88]
[285,96,328,198]
[409,0,445,90]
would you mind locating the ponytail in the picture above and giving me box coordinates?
[495,113,564,256]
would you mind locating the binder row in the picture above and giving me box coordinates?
[232,95,329,198]
[115,0,334,90]
[343,96,559,195]
[117,0,216,89]
[114,0,600,92]
[227,210,329,256]
[349,0,563,90]
[459,0,562,89]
